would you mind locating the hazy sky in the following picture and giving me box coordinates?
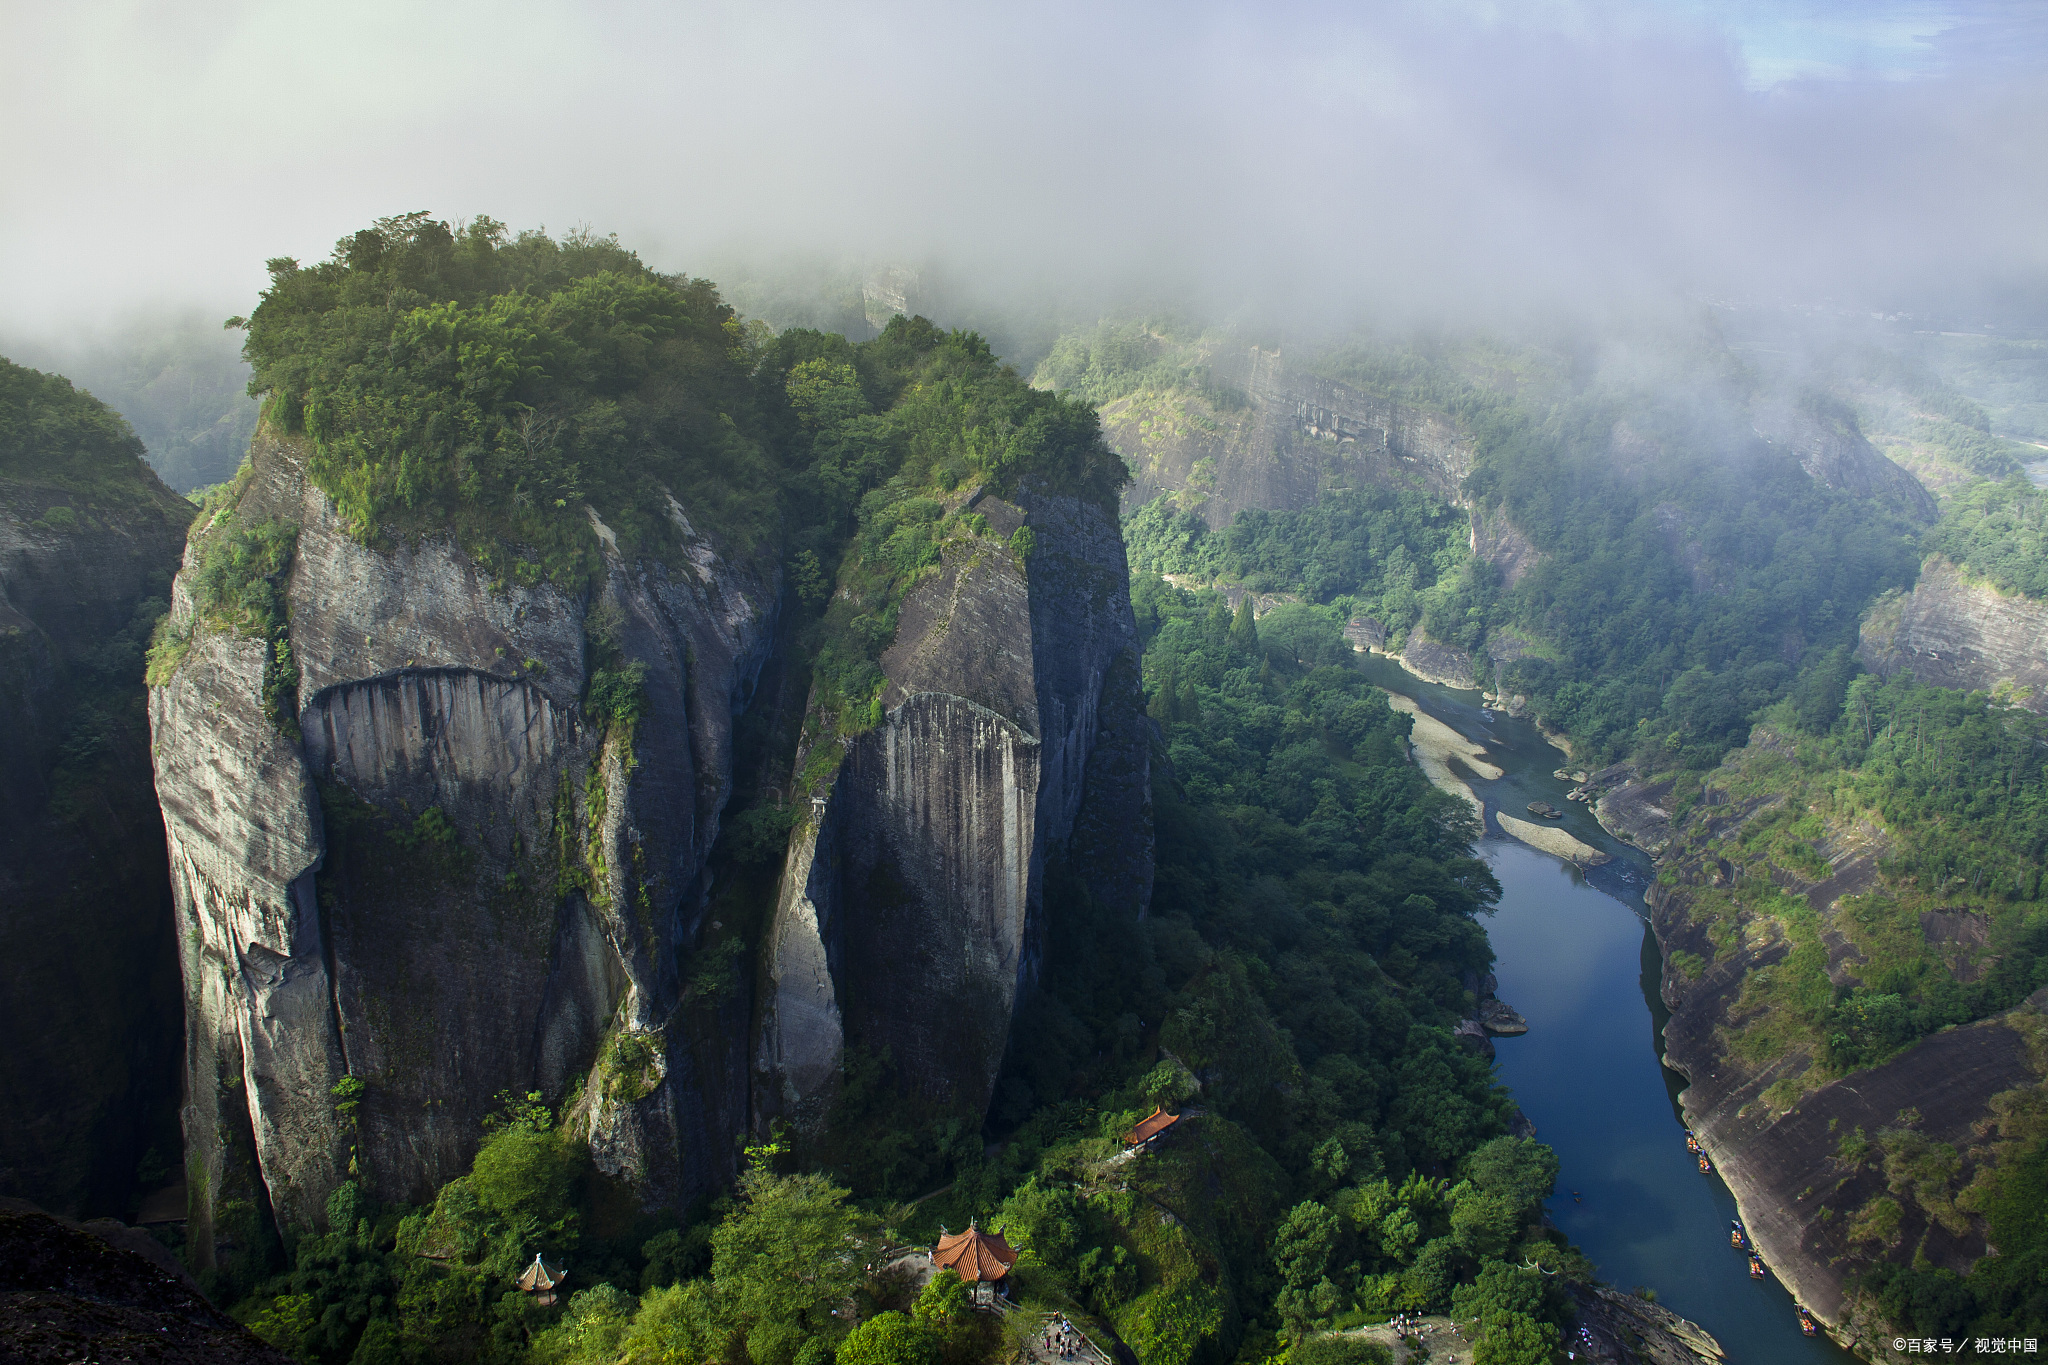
[3,0,2044,339]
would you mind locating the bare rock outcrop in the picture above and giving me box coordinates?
[1468,502,1543,588]
[0,1201,292,1364]
[149,428,777,1254]
[1757,401,1938,522]
[755,489,1152,1130]
[1568,1284,1726,1365]
[1859,555,2048,712]
[1396,623,1479,690]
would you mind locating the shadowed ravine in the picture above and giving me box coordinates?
[1351,652,1859,1365]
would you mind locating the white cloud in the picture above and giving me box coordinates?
[1,0,2043,340]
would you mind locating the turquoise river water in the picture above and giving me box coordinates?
[1351,653,1858,1364]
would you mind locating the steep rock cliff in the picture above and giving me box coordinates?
[1644,730,2045,1342]
[1756,402,1938,523]
[754,489,1152,1130]
[149,428,776,1257]
[0,361,191,1218]
[1859,556,2048,712]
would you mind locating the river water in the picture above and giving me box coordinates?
[1351,653,1857,1364]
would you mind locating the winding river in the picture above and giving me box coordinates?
[1352,654,1858,1364]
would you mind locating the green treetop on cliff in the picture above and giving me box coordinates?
[241,212,778,584]
[0,357,168,506]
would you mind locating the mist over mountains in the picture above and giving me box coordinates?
[5,0,2048,344]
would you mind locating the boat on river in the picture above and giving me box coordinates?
[1749,1255,1766,1280]
[1698,1154,1713,1174]
[1797,1307,1817,1337]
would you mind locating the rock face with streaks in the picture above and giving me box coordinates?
[754,488,1152,1130]
[148,427,776,1258]
[0,363,192,1219]
[1859,556,2048,713]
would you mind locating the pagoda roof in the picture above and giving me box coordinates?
[933,1224,1018,1282]
[517,1253,566,1292]
[1124,1107,1180,1146]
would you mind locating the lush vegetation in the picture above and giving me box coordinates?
[242,213,779,586]
[1033,321,1249,412]
[1641,670,2048,1340]
[1924,476,2048,599]
[0,355,164,498]
[750,315,1125,786]
[1123,489,1479,651]
[1667,678,2048,1081]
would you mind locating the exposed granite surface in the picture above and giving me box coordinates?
[755,489,1152,1131]
[1568,1284,1727,1365]
[1397,624,1480,690]
[1859,555,2048,713]
[1644,729,2047,1347]
[149,428,777,1250]
[1103,346,1476,529]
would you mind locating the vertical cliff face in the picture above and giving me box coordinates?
[1859,556,2048,712]
[149,429,776,1255]
[1756,401,1938,523]
[754,489,1152,1130]
[0,361,192,1218]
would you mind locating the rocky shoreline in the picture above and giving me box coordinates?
[1620,729,2048,1355]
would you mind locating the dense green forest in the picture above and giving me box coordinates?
[1091,329,1927,772]
[1923,476,2048,598]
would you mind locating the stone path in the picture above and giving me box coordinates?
[1021,1313,1113,1365]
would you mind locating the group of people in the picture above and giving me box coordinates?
[1043,1317,1084,1360]
[1390,1312,1432,1337]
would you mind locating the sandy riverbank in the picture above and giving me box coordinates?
[1384,692,1499,817]
[1495,811,1611,865]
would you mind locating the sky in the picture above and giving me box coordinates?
[2,0,2045,341]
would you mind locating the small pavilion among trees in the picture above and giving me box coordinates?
[932,1223,1018,1305]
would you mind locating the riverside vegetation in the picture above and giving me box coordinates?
[87,217,1587,1365]
[1059,316,2048,1341]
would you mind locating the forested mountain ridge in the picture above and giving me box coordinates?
[1641,684,2048,1342]
[0,358,192,1220]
